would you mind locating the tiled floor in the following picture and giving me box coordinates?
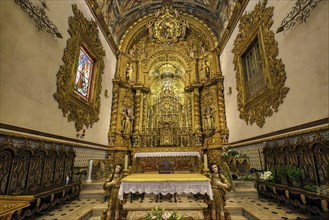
[32,193,317,220]
[33,198,105,220]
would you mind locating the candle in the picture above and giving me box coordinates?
[124,154,129,170]
[204,154,208,170]
[86,159,93,183]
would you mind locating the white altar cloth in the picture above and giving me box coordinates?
[118,173,213,200]
[134,151,200,158]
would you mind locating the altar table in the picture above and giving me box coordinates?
[118,173,213,200]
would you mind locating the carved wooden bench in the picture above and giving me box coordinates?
[0,132,86,219]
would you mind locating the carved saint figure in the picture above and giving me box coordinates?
[102,164,124,220]
[180,20,189,38]
[209,164,232,220]
[201,59,210,79]
[126,63,133,81]
[121,108,133,134]
[200,43,205,54]
[204,107,214,131]
[128,45,136,56]
[162,80,171,92]
[147,21,154,39]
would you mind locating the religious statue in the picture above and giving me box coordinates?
[162,80,171,92]
[189,45,196,58]
[102,164,124,220]
[147,21,154,39]
[201,59,210,79]
[126,63,133,81]
[204,107,214,131]
[208,163,232,220]
[128,45,136,56]
[181,20,189,38]
[121,108,133,134]
[200,43,205,54]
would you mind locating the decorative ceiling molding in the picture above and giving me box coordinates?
[232,0,289,127]
[53,4,105,131]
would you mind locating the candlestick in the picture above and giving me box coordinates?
[86,159,93,183]
[204,154,208,170]
[124,154,129,170]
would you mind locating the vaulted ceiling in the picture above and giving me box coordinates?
[92,0,240,45]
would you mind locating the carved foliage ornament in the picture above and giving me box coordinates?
[54,4,105,131]
[232,0,289,127]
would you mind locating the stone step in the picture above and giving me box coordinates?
[227,190,258,199]
[87,217,100,220]
[80,189,105,200]
[230,215,249,220]
[233,181,255,189]
[82,181,104,190]
[227,207,243,216]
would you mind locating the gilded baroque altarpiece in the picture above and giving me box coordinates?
[105,6,230,171]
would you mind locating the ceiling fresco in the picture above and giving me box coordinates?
[93,0,240,44]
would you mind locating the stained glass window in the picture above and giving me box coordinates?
[74,47,94,100]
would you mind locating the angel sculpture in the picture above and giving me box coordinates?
[102,164,124,220]
[205,163,234,220]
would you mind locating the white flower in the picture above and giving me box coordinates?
[263,171,273,181]
[162,212,171,220]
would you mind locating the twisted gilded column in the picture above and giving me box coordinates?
[108,82,120,146]
[192,87,202,146]
[216,78,229,142]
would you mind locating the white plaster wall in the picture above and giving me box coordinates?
[221,0,329,142]
[0,0,116,145]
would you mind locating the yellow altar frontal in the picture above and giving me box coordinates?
[118,174,213,200]
[121,173,209,182]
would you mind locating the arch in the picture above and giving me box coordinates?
[119,12,218,55]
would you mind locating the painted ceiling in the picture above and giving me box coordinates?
[94,0,239,44]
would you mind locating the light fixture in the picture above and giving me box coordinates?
[276,0,322,33]
[15,0,62,38]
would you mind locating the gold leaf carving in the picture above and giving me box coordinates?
[232,0,289,127]
[53,4,105,131]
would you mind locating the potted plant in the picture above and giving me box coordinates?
[276,166,287,185]
[285,165,302,187]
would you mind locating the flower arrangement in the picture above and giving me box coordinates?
[146,206,182,220]
[236,175,255,181]
[263,171,273,181]
[221,146,247,158]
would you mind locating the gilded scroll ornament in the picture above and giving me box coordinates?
[53,4,105,131]
[232,0,289,127]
